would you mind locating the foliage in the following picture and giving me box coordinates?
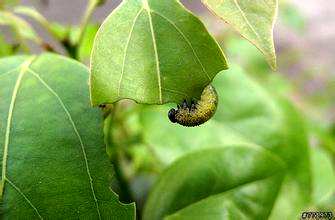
[0,54,135,219]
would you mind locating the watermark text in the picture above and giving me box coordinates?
[301,211,333,220]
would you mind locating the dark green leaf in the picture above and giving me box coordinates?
[0,54,135,219]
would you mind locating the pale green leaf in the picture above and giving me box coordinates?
[202,0,278,69]
[0,54,135,219]
[90,0,227,106]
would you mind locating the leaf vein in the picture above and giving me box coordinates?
[162,88,188,97]
[6,178,43,219]
[0,67,20,79]
[233,0,262,43]
[27,69,102,220]
[152,11,211,82]
[118,7,144,97]
[144,1,163,104]
[1,57,36,198]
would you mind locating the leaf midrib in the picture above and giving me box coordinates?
[0,57,43,219]
[28,69,102,220]
[1,57,36,197]
[144,0,163,104]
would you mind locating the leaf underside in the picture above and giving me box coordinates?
[90,0,228,106]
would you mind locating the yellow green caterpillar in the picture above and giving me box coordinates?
[168,85,218,127]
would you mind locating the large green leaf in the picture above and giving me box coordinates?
[0,54,135,219]
[202,0,278,70]
[143,146,285,220]
[90,0,227,106]
[139,64,311,219]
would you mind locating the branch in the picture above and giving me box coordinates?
[77,0,102,47]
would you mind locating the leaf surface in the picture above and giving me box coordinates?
[0,54,135,219]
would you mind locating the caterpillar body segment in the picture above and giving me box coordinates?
[168,85,218,127]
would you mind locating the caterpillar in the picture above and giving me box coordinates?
[168,84,218,127]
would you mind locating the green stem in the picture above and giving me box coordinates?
[77,0,99,49]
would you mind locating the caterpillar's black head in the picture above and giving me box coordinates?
[168,108,177,123]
